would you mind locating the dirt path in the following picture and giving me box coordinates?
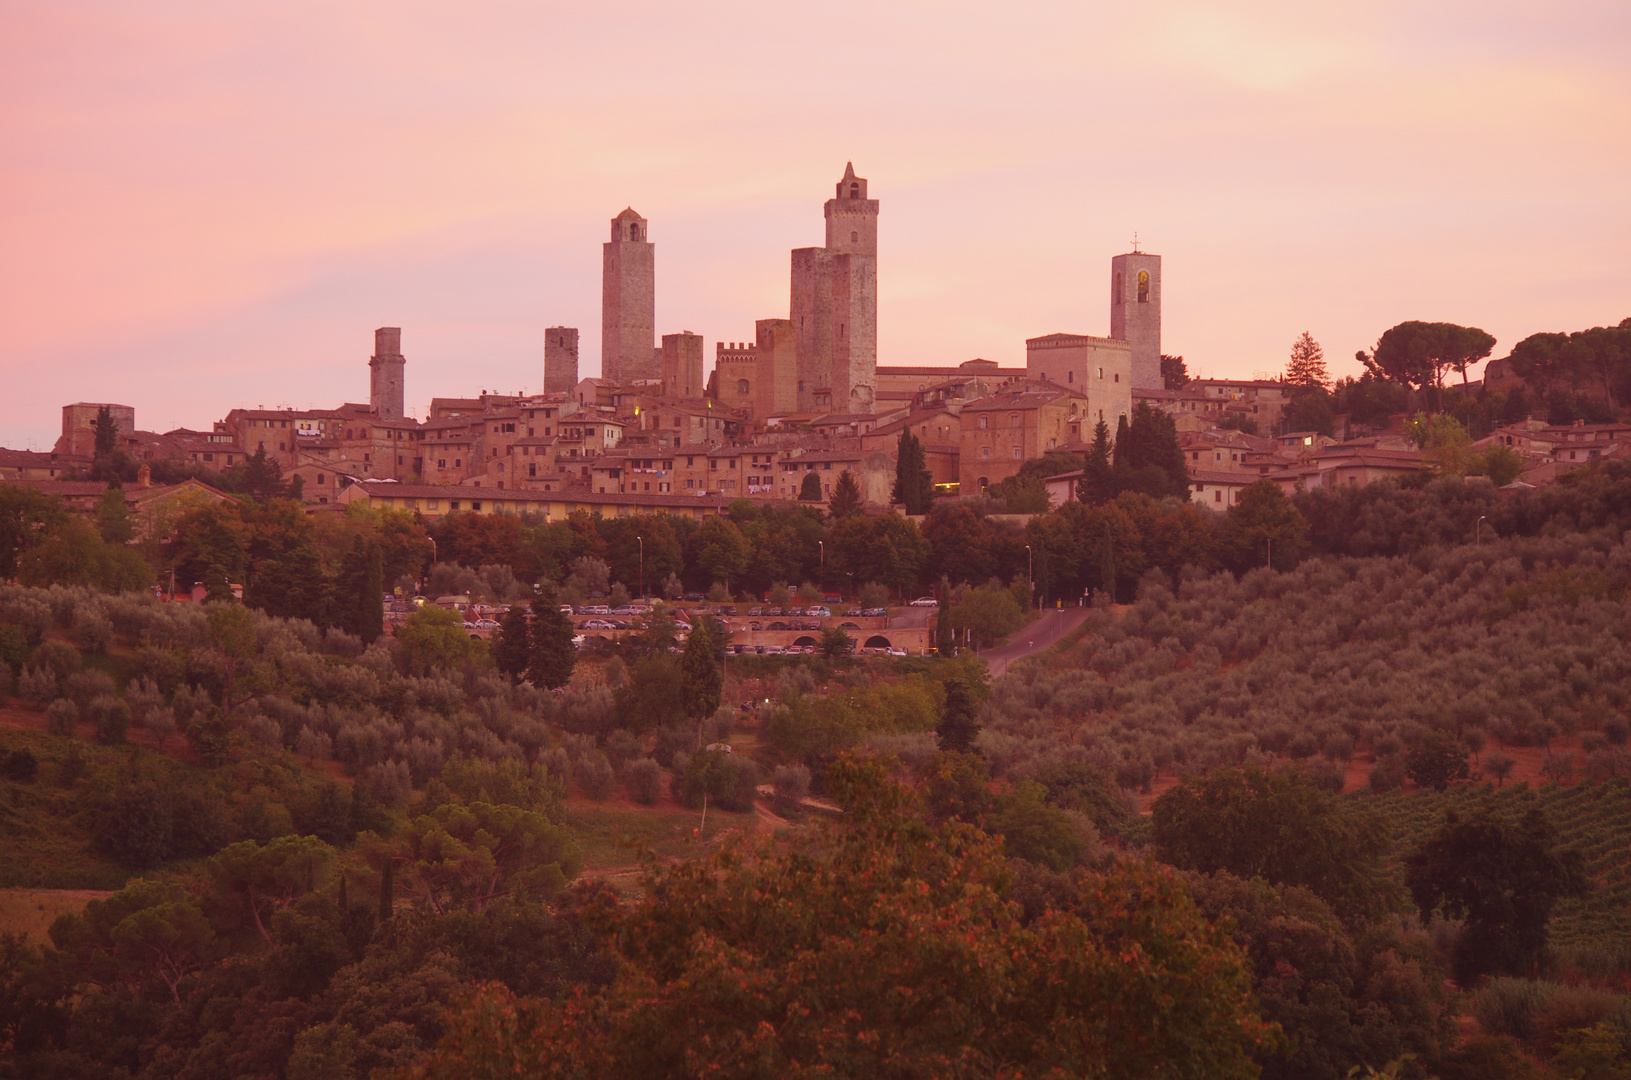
[977,608,1091,678]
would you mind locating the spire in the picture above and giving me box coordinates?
[843,161,856,180]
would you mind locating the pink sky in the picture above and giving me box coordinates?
[2,0,1627,448]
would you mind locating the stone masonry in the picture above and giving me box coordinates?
[602,209,656,385]
[544,326,579,395]
[369,327,406,421]
[1110,251,1162,390]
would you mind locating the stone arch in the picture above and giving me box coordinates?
[864,635,891,649]
[794,636,817,647]
[1137,270,1149,302]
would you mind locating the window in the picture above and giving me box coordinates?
[1114,272,1123,305]
[317,473,326,484]
[687,479,694,488]
[450,501,461,510]
[471,501,482,511]
[629,223,639,240]
[851,230,858,242]
[1214,489,1222,503]
[980,446,990,459]
[1067,370,1074,383]
[437,458,446,468]
[850,182,859,198]
[1137,270,1149,302]
[528,463,537,477]
[1012,446,1022,459]
[455,458,462,467]
[1008,413,1018,427]
[979,415,988,429]
[1114,373,1120,383]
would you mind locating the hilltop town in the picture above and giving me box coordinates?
[5,164,1628,557]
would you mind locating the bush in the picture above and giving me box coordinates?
[45,697,78,736]
[30,640,81,679]
[17,664,57,703]
[2,748,38,782]
[87,694,131,744]
[62,669,116,711]
[677,749,759,811]
[1473,978,1560,1043]
[624,758,663,805]
[96,782,173,869]
[575,752,617,801]
[771,763,810,809]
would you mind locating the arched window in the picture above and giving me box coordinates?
[979,415,989,429]
[1067,370,1074,383]
[1137,270,1149,302]
[629,223,639,240]
[737,379,750,394]
[1114,272,1123,305]
[851,230,858,243]
[850,183,860,198]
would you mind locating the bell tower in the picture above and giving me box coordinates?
[1110,247,1161,390]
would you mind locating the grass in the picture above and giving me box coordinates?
[0,887,110,943]
[562,801,759,873]
[0,724,132,890]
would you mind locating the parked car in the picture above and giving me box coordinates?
[845,607,862,617]
[721,606,738,616]
[559,605,574,615]
[806,606,831,617]
[863,607,887,617]
[579,619,616,630]
[748,607,763,616]
[682,592,704,602]
[887,646,909,657]
[909,597,938,607]
[823,593,843,604]
[473,618,500,630]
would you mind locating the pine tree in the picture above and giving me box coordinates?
[336,536,384,643]
[828,470,863,517]
[798,471,823,501]
[492,602,533,683]
[935,670,981,753]
[526,587,576,689]
[1285,332,1331,391]
[92,405,120,457]
[1075,420,1114,505]
[94,484,133,544]
[680,617,722,733]
[1160,354,1190,389]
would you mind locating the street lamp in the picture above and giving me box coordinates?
[1266,536,1271,569]
[1476,515,1488,547]
[818,540,824,593]
[637,535,645,601]
[1025,544,1034,608]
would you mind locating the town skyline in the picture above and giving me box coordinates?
[3,0,1627,449]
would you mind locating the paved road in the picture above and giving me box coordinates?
[976,607,1091,678]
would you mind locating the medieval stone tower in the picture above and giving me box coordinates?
[661,331,705,400]
[369,327,406,421]
[602,208,656,385]
[1110,250,1162,390]
[790,163,878,414]
[544,327,579,395]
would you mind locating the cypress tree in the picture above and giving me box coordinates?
[492,601,533,683]
[527,586,577,689]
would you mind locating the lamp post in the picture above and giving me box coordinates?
[1476,515,1488,547]
[1025,544,1034,608]
[424,537,437,596]
[1266,536,1271,569]
[637,535,645,601]
[818,540,824,593]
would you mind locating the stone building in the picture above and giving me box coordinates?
[661,332,705,400]
[58,402,136,457]
[369,327,406,421]
[791,164,878,415]
[544,327,579,395]
[602,209,656,385]
[959,386,1093,494]
[1024,333,1133,430]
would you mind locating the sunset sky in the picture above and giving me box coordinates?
[2,0,1627,448]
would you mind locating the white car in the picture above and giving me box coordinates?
[908,597,939,607]
[887,646,909,657]
[805,606,831,617]
[473,618,500,630]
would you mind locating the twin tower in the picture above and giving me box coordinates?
[592,163,879,415]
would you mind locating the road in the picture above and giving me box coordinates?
[976,606,1091,678]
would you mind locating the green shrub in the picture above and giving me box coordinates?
[624,758,663,805]
[1473,978,1561,1042]
[45,697,78,736]
[30,639,81,679]
[88,695,130,744]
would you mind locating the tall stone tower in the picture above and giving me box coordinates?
[369,327,406,421]
[602,209,656,385]
[544,327,579,395]
[661,331,705,399]
[1110,251,1162,390]
[790,163,878,414]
